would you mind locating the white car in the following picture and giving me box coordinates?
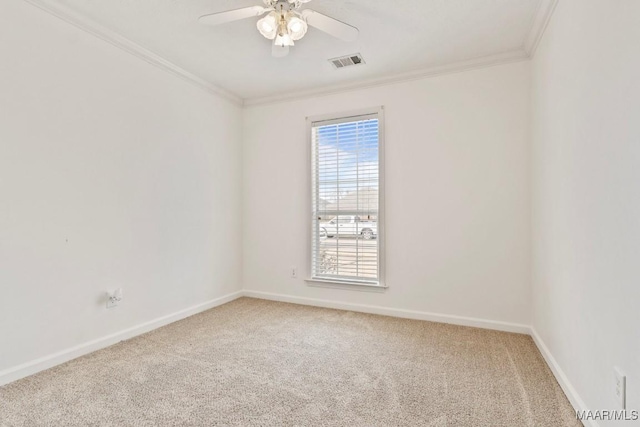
[321,215,377,240]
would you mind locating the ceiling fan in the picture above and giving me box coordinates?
[198,0,359,58]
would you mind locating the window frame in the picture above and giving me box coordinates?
[305,106,386,289]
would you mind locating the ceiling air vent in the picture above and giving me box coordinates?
[329,53,365,69]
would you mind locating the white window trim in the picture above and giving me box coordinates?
[305,106,386,289]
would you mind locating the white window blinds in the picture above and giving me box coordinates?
[311,111,382,285]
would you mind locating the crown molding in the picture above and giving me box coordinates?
[244,0,560,107]
[524,0,559,57]
[23,0,244,106]
[23,0,558,108]
[243,49,529,107]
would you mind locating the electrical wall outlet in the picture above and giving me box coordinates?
[106,288,123,309]
[291,266,297,278]
[614,367,626,409]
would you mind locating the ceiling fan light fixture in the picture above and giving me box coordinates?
[273,13,295,46]
[199,0,360,58]
[257,12,278,39]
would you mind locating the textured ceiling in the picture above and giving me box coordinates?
[53,0,541,101]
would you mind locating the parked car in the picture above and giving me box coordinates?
[321,215,377,240]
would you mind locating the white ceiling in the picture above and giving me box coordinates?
[49,0,543,102]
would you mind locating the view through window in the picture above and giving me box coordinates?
[311,111,382,284]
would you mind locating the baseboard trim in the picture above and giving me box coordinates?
[242,290,530,334]
[0,290,243,386]
[245,290,594,422]
[1,288,592,427]
[530,328,597,427]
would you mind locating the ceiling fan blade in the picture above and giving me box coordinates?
[199,6,270,27]
[272,42,290,58]
[302,9,359,42]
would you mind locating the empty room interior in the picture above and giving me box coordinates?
[1,0,638,425]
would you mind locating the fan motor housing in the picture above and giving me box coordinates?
[265,0,301,11]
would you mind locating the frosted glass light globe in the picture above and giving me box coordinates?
[257,12,278,39]
[287,14,307,41]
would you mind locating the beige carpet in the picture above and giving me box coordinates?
[0,298,580,426]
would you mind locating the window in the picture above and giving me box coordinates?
[309,107,384,286]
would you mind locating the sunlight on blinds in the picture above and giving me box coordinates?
[311,113,380,284]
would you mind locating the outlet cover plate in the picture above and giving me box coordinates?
[614,367,626,409]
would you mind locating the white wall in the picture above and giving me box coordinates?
[243,61,532,327]
[0,1,243,373]
[531,0,640,423]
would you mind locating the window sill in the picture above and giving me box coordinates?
[305,278,388,292]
